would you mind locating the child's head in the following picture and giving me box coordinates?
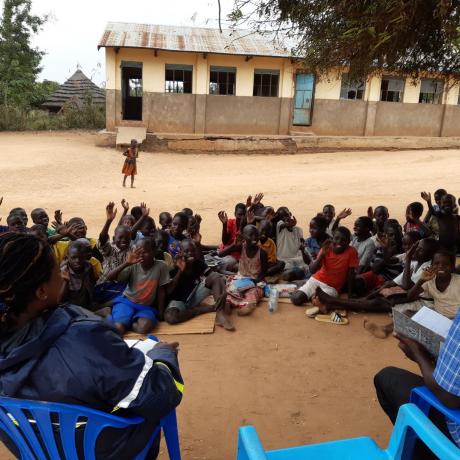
[31,208,49,228]
[242,224,259,249]
[75,238,92,260]
[139,216,156,237]
[309,215,328,239]
[171,212,188,238]
[187,215,200,235]
[0,233,62,324]
[182,208,194,218]
[159,212,172,230]
[414,238,440,263]
[153,230,169,253]
[136,237,156,268]
[9,208,28,227]
[440,194,456,215]
[259,220,273,244]
[405,202,424,223]
[431,249,456,279]
[131,206,142,221]
[113,225,131,251]
[322,205,335,224]
[7,214,25,233]
[234,203,246,223]
[383,219,403,253]
[275,206,290,221]
[29,224,48,243]
[180,239,197,265]
[332,227,351,254]
[130,139,138,149]
[121,214,136,228]
[261,206,274,219]
[434,188,447,206]
[402,231,422,253]
[67,217,87,239]
[374,206,389,228]
[67,241,87,274]
[353,216,373,238]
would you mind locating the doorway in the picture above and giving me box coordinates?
[293,73,315,126]
[122,62,143,121]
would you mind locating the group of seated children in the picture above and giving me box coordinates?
[1,187,459,335]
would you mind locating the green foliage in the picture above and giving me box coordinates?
[231,0,460,81]
[30,79,60,108]
[0,0,47,107]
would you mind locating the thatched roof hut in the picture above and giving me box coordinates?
[42,69,105,113]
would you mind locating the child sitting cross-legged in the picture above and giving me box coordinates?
[351,216,376,274]
[106,237,170,335]
[164,239,234,331]
[226,224,268,316]
[290,227,359,308]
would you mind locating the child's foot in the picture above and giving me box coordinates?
[131,185,135,189]
[363,318,390,339]
[237,304,257,316]
[311,295,328,314]
[216,310,235,331]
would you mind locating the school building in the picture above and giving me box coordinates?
[99,22,460,137]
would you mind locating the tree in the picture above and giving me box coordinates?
[230,1,460,82]
[0,0,46,107]
[30,79,59,108]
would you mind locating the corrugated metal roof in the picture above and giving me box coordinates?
[98,22,292,58]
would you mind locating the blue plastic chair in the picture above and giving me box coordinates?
[236,403,460,460]
[0,396,181,460]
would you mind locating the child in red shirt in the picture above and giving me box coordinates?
[291,227,359,305]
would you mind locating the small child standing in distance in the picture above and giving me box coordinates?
[403,202,431,237]
[421,191,459,253]
[106,238,170,335]
[290,227,359,306]
[122,139,139,188]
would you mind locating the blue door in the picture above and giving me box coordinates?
[293,74,315,125]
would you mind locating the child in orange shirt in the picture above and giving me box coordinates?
[258,220,285,276]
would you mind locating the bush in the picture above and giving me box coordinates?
[0,101,105,131]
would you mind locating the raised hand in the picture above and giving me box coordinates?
[127,247,143,265]
[192,231,202,245]
[121,199,129,212]
[57,222,80,237]
[406,240,419,260]
[337,208,352,220]
[106,202,117,222]
[253,193,264,206]
[194,214,202,224]
[420,266,437,282]
[420,192,431,203]
[140,202,150,217]
[218,211,228,224]
[246,209,256,224]
[54,210,63,225]
[367,206,373,219]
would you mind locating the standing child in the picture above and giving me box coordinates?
[122,139,139,188]
[107,238,170,335]
[226,225,268,316]
[352,216,376,273]
[290,227,359,307]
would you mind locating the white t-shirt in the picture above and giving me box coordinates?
[351,236,376,268]
[276,221,303,264]
[393,260,431,287]
[422,273,460,319]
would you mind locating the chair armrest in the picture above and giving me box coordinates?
[411,386,460,424]
[237,426,269,460]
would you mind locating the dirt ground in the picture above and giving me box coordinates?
[1,130,459,459]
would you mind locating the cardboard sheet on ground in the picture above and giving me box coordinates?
[124,311,217,338]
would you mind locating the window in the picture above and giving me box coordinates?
[128,78,142,97]
[165,64,193,93]
[209,66,236,95]
[340,74,365,100]
[380,77,404,102]
[419,79,444,104]
[253,69,279,97]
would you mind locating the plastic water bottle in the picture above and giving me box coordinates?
[268,287,279,314]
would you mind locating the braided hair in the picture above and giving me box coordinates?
[0,233,55,330]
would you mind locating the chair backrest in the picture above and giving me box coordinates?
[0,396,143,460]
[386,403,460,460]
[411,386,460,423]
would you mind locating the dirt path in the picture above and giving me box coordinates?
[0,131,457,459]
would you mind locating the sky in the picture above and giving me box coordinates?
[0,0,236,85]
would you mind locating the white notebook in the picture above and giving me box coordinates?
[411,307,453,339]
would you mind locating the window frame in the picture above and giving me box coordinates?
[340,73,365,100]
[380,76,405,103]
[253,69,280,97]
[209,66,236,96]
[419,79,444,104]
[165,64,193,94]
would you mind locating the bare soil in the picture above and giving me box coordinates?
[1,131,459,459]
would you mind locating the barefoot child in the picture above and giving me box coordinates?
[164,240,234,330]
[290,227,358,306]
[107,238,169,335]
[226,225,268,316]
[122,139,139,188]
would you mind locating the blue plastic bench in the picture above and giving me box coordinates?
[237,403,459,460]
[0,396,181,460]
